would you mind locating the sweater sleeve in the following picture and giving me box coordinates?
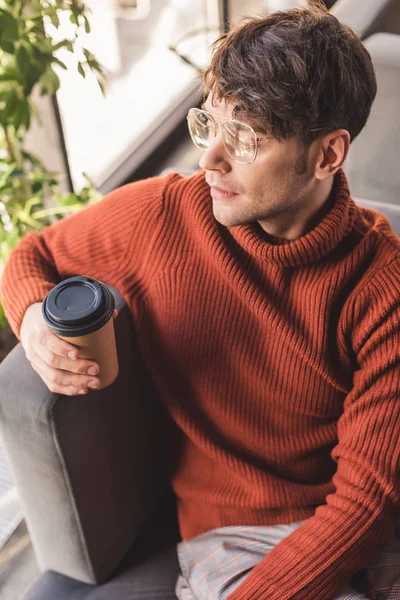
[227,260,400,600]
[0,174,175,341]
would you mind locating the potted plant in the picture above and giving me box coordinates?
[0,0,106,361]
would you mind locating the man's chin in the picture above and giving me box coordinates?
[213,210,240,227]
[212,205,252,228]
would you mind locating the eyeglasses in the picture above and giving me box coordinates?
[187,107,269,164]
[187,107,330,165]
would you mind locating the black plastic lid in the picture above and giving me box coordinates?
[42,276,115,337]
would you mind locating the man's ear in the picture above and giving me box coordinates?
[314,129,351,180]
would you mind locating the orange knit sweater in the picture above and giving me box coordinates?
[1,169,400,599]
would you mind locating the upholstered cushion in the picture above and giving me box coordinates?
[354,197,400,235]
[24,503,181,600]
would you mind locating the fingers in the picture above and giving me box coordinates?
[28,329,100,396]
[30,349,100,396]
[35,329,79,362]
[33,330,98,375]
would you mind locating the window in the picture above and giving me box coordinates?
[51,0,221,192]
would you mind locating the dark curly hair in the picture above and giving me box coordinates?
[202,2,377,146]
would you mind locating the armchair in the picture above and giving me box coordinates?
[0,287,181,599]
[330,0,400,39]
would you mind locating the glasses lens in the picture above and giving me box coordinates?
[187,108,214,150]
[223,120,257,164]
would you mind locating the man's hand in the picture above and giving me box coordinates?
[20,302,118,396]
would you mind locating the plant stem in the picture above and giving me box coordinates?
[2,125,16,164]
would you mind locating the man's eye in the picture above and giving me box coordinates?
[199,112,210,126]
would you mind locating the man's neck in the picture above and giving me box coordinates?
[257,175,336,242]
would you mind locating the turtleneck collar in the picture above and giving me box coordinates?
[226,169,357,268]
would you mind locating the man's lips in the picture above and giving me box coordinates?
[209,185,239,200]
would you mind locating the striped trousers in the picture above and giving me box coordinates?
[175,520,400,599]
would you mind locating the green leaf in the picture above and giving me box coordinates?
[15,209,42,229]
[0,183,14,195]
[32,204,85,218]
[0,0,104,250]
[84,15,90,34]
[52,39,73,53]
[52,56,67,70]
[0,10,18,43]
[31,180,44,194]
[0,73,18,82]
[49,11,60,28]
[77,62,85,78]
[65,40,74,53]
[97,77,106,96]
[0,14,18,43]
[22,101,30,129]
[16,46,30,76]
[0,164,23,186]
[39,67,60,95]
[71,2,83,19]
[60,193,78,204]
[0,93,17,125]
[0,40,14,54]
[25,196,42,212]
[16,41,46,95]
[12,99,30,131]
[0,301,8,329]
[33,38,53,54]
[0,165,16,186]
[69,12,78,26]
[0,81,15,98]
[29,169,57,182]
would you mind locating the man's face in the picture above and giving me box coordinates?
[199,95,317,234]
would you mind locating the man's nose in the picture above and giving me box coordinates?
[199,128,231,172]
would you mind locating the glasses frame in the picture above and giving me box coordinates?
[187,107,269,164]
[187,107,330,165]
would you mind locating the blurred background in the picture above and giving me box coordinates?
[22,0,335,195]
[21,0,400,201]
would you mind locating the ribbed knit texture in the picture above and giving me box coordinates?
[1,169,400,599]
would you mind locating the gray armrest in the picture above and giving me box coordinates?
[331,0,399,39]
[354,197,400,236]
[0,287,169,584]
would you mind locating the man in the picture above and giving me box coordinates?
[1,3,400,599]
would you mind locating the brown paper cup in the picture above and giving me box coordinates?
[42,276,119,390]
